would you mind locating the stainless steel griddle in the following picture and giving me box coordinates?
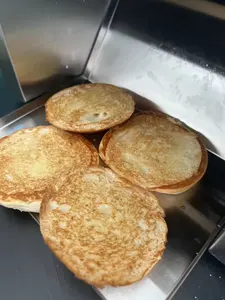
[0,80,224,300]
[1,0,225,299]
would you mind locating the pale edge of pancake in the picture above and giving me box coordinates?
[99,112,208,194]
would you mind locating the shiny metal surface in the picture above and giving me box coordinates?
[166,0,225,21]
[0,26,25,107]
[209,225,225,266]
[84,0,120,79]
[0,89,223,300]
[0,0,110,101]
[88,0,225,161]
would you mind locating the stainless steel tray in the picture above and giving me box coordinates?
[0,89,223,300]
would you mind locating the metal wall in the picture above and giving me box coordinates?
[0,26,25,115]
[0,0,110,101]
[87,0,225,161]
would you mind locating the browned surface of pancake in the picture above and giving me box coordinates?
[0,126,99,212]
[46,83,135,133]
[99,112,208,194]
[40,167,167,287]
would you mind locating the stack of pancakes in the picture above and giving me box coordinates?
[0,83,208,287]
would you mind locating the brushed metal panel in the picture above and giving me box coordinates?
[88,0,225,161]
[0,0,110,101]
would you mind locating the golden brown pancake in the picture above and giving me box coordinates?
[0,126,98,212]
[45,83,135,133]
[99,112,208,194]
[40,167,166,287]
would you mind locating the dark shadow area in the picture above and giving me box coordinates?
[173,250,225,300]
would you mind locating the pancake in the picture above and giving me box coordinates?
[45,83,135,133]
[0,126,99,212]
[99,112,208,194]
[40,167,166,287]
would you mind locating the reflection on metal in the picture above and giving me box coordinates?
[0,0,110,101]
[88,1,225,161]
[0,90,222,300]
[209,219,225,266]
[84,0,120,79]
[0,26,25,105]
[165,0,225,21]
